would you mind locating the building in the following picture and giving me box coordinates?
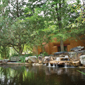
[37,38,85,55]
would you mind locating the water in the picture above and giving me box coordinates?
[47,63,51,67]
[43,63,46,66]
[52,63,55,68]
[56,64,58,67]
[56,57,60,61]
[0,65,85,85]
[64,63,68,68]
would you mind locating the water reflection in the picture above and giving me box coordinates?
[0,65,85,85]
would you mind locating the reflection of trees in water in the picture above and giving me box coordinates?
[0,66,19,85]
[0,66,85,85]
[0,66,35,85]
[0,66,48,85]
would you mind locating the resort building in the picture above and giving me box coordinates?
[36,38,85,55]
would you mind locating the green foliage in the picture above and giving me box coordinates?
[0,46,9,59]
[11,53,19,57]
[22,54,33,57]
[43,52,49,56]
[0,0,85,56]
[39,52,49,57]
[19,56,25,63]
[36,0,81,51]
[69,1,85,40]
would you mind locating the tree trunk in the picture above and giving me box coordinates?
[13,45,23,55]
[60,39,64,51]
[18,44,24,55]
[58,0,64,52]
[19,47,23,55]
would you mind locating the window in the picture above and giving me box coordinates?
[58,46,67,52]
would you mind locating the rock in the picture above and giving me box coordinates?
[54,52,68,57]
[42,56,53,63]
[50,56,54,61]
[54,51,67,55]
[0,59,10,65]
[2,60,7,64]
[71,46,84,52]
[64,62,70,66]
[25,56,38,63]
[78,66,85,68]
[68,52,76,57]
[65,55,69,58]
[38,56,43,64]
[38,60,42,64]
[49,60,58,64]
[32,63,43,66]
[55,57,70,61]
[28,59,32,63]
[25,57,29,62]
[52,57,56,60]
[80,55,85,65]
[72,61,80,67]
[58,62,64,66]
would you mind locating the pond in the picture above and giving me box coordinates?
[0,65,85,85]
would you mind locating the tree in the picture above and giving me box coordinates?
[24,8,52,54]
[0,46,9,59]
[0,0,34,55]
[23,0,82,53]
[0,0,84,56]
[38,0,81,51]
[70,0,85,43]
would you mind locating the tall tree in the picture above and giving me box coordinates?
[38,0,81,51]
[0,0,33,55]
[70,0,85,43]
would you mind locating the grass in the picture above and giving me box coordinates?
[77,70,85,75]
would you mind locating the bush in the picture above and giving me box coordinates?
[39,52,49,57]
[19,56,25,63]
[11,53,19,57]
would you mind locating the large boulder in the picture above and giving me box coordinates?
[71,46,84,52]
[25,56,38,63]
[80,55,85,65]
[68,51,85,61]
